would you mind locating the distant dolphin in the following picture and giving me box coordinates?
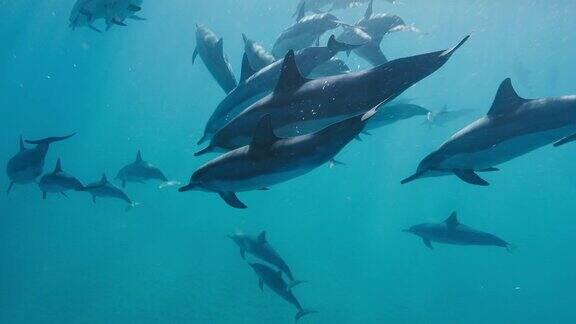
[69,0,144,32]
[308,57,351,77]
[193,24,237,94]
[182,108,379,208]
[404,211,511,250]
[6,133,75,194]
[242,33,276,72]
[38,158,85,200]
[401,78,576,186]
[197,35,469,155]
[424,106,475,127]
[365,102,430,130]
[337,25,388,66]
[229,231,294,281]
[198,36,357,145]
[271,13,349,58]
[84,173,138,210]
[294,0,394,17]
[115,150,176,188]
[248,262,316,322]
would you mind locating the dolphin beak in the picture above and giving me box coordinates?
[440,35,470,58]
[400,171,425,184]
[178,183,197,192]
[194,145,215,157]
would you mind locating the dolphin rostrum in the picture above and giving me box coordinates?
[402,78,576,186]
[229,231,294,281]
[403,211,511,250]
[242,33,276,72]
[85,173,139,210]
[6,133,75,194]
[197,35,469,155]
[182,108,379,208]
[193,24,237,94]
[198,36,357,145]
[248,262,316,322]
[38,158,85,200]
[115,150,177,188]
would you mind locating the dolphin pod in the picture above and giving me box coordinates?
[69,0,145,32]
[402,78,576,186]
[196,35,469,155]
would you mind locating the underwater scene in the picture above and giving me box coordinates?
[1,0,576,323]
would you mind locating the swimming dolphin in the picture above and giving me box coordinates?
[6,133,75,194]
[69,0,144,32]
[403,211,510,250]
[38,159,85,200]
[198,36,357,145]
[271,13,349,59]
[197,35,469,155]
[84,173,138,210]
[229,231,294,281]
[365,102,430,130]
[242,33,276,72]
[192,24,237,94]
[336,25,388,66]
[182,108,379,208]
[248,262,316,322]
[424,106,475,127]
[293,0,394,17]
[356,0,409,38]
[115,150,174,188]
[401,78,576,186]
[309,57,351,77]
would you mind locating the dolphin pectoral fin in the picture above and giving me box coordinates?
[422,238,433,249]
[219,192,247,209]
[354,135,362,142]
[479,167,499,172]
[361,130,372,136]
[240,248,246,259]
[258,278,264,291]
[287,280,306,290]
[88,24,102,33]
[554,133,576,147]
[42,191,47,200]
[295,309,317,322]
[453,170,489,186]
[192,48,198,65]
[7,182,14,195]
[128,14,147,21]
[401,171,424,184]
[329,159,345,169]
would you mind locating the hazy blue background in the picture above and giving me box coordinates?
[1,0,576,323]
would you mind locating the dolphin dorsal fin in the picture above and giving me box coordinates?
[444,211,459,229]
[296,1,305,21]
[274,50,309,94]
[257,231,267,244]
[240,53,256,83]
[100,173,108,183]
[487,78,528,117]
[54,158,62,173]
[249,115,280,157]
[364,0,373,19]
[136,150,143,162]
[19,136,25,152]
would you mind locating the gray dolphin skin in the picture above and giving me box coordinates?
[337,25,388,66]
[229,231,294,281]
[197,36,357,145]
[192,24,237,94]
[6,133,75,194]
[182,108,379,208]
[242,33,276,72]
[38,159,85,200]
[401,78,576,186]
[85,173,136,208]
[404,212,510,250]
[294,0,394,17]
[424,106,475,126]
[365,102,430,130]
[197,35,469,155]
[115,150,168,188]
[309,57,351,77]
[271,13,347,59]
[69,0,145,32]
[248,262,316,322]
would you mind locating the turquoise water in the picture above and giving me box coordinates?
[1,0,576,323]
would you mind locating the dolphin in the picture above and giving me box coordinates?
[69,0,144,32]
[197,36,357,145]
[196,35,469,155]
[38,159,85,200]
[365,102,430,130]
[402,78,576,186]
[84,173,138,210]
[356,0,409,39]
[308,57,351,77]
[271,13,349,59]
[336,25,388,66]
[248,262,316,322]
[403,211,511,250]
[242,33,276,72]
[424,106,475,127]
[6,133,75,194]
[293,0,394,17]
[192,24,237,94]
[115,150,174,188]
[229,231,294,281]
[182,108,379,208]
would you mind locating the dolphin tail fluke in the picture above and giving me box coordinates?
[219,192,247,209]
[441,35,470,58]
[125,202,142,212]
[25,133,76,145]
[505,243,517,253]
[453,169,489,186]
[7,182,14,195]
[295,309,317,322]
[327,34,359,55]
[554,133,576,147]
[401,171,424,184]
[158,180,181,189]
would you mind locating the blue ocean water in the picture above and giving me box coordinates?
[1,0,576,323]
